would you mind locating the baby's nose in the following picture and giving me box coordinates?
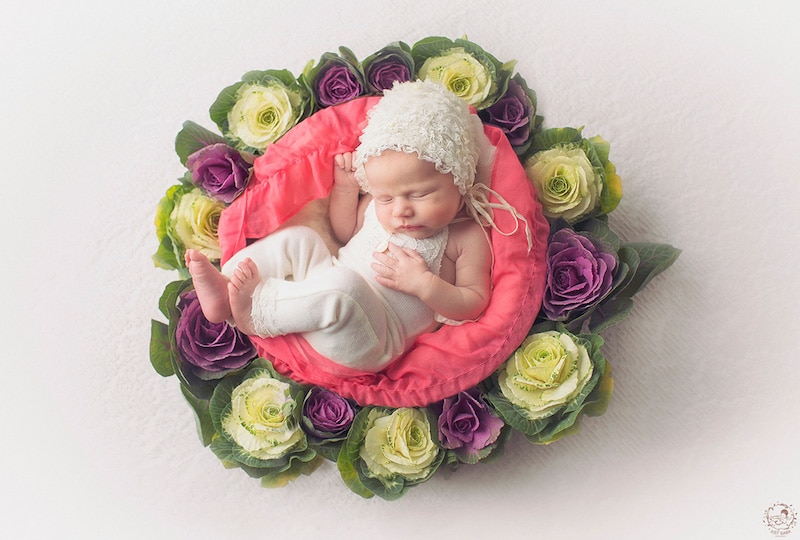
[393,200,413,216]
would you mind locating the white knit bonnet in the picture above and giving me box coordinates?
[353,79,532,252]
[353,80,483,194]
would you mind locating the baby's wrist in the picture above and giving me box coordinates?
[415,271,438,300]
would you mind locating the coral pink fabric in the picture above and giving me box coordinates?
[218,96,549,407]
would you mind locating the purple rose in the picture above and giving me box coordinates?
[175,290,257,379]
[302,387,357,440]
[435,388,504,463]
[479,79,532,146]
[314,61,365,107]
[542,228,617,320]
[364,51,413,93]
[186,143,251,204]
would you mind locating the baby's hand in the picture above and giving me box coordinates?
[372,243,433,297]
[334,152,359,191]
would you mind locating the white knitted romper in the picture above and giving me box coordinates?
[222,200,448,372]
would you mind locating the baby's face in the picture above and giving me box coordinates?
[365,150,463,239]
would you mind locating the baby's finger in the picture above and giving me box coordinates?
[401,247,424,260]
[373,251,397,265]
[371,261,394,276]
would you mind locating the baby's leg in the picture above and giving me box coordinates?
[185,249,231,323]
[228,258,260,336]
[221,226,333,282]
[252,266,396,370]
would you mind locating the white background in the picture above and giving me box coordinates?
[2,1,798,538]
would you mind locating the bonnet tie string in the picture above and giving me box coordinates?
[462,182,533,253]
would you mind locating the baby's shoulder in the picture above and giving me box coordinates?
[447,219,485,241]
[445,220,490,260]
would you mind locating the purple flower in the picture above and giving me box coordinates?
[363,49,414,93]
[186,143,251,204]
[302,387,357,441]
[542,228,617,320]
[175,290,257,379]
[436,388,504,463]
[479,78,532,146]
[314,61,365,107]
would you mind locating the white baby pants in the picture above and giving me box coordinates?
[221,226,400,371]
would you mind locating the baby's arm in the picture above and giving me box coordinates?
[372,221,491,321]
[329,152,362,244]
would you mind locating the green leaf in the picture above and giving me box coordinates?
[180,383,215,446]
[583,361,614,417]
[158,279,190,320]
[209,436,239,469]
[531,126,583,153]
[612,246,641,295]
[311,441,344,463]
[409,36,456,65]
[152,236,179,271]
[615,243,681,298]
[337,45,360,66]
[484,380,551,438]
[260,454,324,488]
[174,121,227,166]
[208,80,242,133]
[574,218,621,251]
[337,407,376,499]
[149,319,174,377]
[589,297,634,334]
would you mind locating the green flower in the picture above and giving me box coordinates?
[499,331,594,420]
[170,186,223,262]
[209,360,321,487]
[153,183,223,270]
[210,70,310,154]
[360,408,439,481]
[525,127,622,223]
[411,36,514,110]
[484,326,613,445]
[338,407,443,499]
[418,48,492,108]
[221,373,304,459]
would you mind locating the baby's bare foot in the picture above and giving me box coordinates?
[185,249,231,323]
[228,258,260,336]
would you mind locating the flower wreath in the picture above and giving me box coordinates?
[150,36,680,500]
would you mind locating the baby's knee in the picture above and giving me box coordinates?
[318,269,382,327]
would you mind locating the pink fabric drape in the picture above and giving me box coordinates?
[217,95,549,407]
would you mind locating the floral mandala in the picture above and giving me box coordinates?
[150,36,680,500]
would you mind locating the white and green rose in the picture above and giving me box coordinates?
[153,183,223,270]
[221,374,305,460]
[209,360,321,486]
[485,326,612,445]
[527,145,602,222]
[417,48,493,108]
[226,82,303,152]
[169,186,223,262]
[210,69,310,154]
[525,127,622,223]
[338,406,443,499]
[359,408,439,482]
[498,331,594,421]
[411,37,514,110]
